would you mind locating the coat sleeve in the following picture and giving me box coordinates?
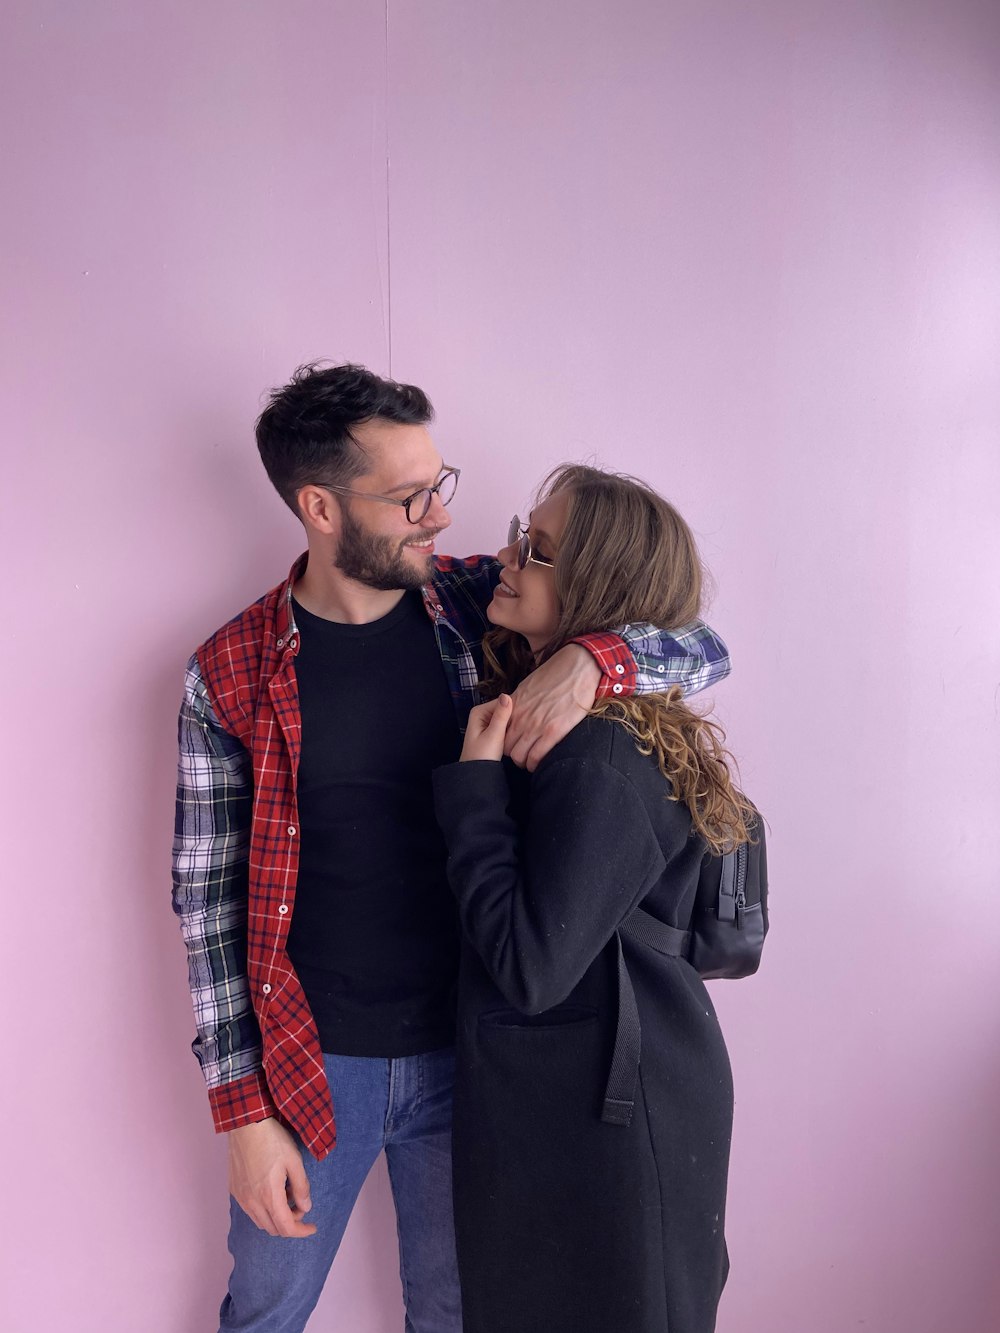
[433,756,668,1014]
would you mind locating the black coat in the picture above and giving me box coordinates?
[433,716,734,1333]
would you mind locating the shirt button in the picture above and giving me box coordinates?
[287,825,297,836]
[288,639,297,650]
[278,904,289,915]
[657,665,666,673]
[614,663,625,674]
[612,683,624,694]
[276,638,284,648]
[262,983,272,995]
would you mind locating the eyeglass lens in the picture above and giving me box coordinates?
[408,469,460,521]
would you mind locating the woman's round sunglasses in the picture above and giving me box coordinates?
[508,516,555,569]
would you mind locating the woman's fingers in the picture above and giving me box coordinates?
[461,695,514,761]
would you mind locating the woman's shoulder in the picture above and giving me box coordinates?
[533,714,692,843]
[538,713,649,779]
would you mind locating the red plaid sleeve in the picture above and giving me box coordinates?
[208,1069,280,1134]
[570,632,637,698]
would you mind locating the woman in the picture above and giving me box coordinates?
[432,465,756,1333]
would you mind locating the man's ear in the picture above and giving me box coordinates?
[296,485,341,536]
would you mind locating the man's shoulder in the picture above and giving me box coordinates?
[195,553,305,664]
[193,570,291,717]
[427,553,500,630]
[197,589,273,664]
[432,552,499,585]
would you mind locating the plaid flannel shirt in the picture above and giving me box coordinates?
[172,552,731,1160]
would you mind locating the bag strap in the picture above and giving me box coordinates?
[601,911,691,1126]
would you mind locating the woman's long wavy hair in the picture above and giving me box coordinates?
[482,464,753,853]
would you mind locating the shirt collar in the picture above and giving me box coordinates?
[420,575,446,622]
[274,552,308,650]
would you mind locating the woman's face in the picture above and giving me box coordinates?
[487,488,570,655]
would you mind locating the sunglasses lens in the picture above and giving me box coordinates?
[507,515,520,546]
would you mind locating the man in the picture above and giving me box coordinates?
[172,362,730,1332]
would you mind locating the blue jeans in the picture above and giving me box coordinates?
[219,1049,461,1333]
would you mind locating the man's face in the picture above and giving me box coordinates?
[333,419,453,592]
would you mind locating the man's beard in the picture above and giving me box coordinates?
[334,505,436,592]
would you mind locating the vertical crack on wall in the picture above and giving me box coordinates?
[385,0,393,376]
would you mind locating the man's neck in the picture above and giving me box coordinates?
[293,556,409,625]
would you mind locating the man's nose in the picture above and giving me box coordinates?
[421,491,452,529]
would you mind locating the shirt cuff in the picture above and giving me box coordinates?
[208,1069,280,1134]
[569,632,637,699]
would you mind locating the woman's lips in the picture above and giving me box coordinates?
[495,576,520,598]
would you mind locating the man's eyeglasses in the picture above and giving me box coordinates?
[317,466,460,523]
[508,515,555,569]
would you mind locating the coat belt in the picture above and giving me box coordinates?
[601,911,691,1127]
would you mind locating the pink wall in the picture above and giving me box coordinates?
[2,2,998,1330]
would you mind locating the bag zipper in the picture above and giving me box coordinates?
[734,842,748,930]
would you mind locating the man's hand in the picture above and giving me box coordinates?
[460,695,513,762]
[505,644,601,771]
[227,1117,317,1238]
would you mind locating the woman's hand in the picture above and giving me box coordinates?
[505,644,601,771]
[460,695,514,762]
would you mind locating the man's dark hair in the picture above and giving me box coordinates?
[255,362,434,514]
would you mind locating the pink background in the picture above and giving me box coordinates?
[2,1,999,1330]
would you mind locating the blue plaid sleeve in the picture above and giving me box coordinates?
[171,656,266,1092]
[619,620,732,696]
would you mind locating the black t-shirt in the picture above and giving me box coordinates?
[286,592,463,1056]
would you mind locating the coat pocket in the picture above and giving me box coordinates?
[478,1004,599,1031]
